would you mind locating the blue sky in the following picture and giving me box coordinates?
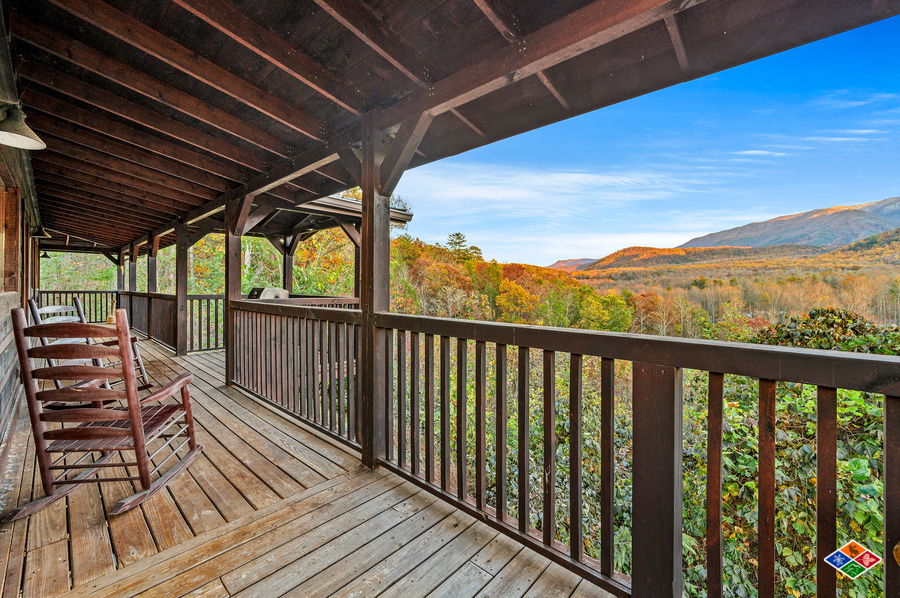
[394,16,900,266]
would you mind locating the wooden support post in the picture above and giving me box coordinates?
[116,248,125,307]
[360,112,390,468]
[224,203,241,385]
[282,234,299,294]
[631,362,683,597]
[128,243,137,291]
[174,224,188,355]
[146,235,159,293]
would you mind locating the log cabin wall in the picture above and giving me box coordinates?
[0,188,26,483]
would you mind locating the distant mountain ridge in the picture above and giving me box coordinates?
[546,258,595,272]
[679,197,900,248]
[578,245,822,271]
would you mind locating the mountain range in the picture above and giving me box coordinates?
[547,197,900,272]
[679,197,900,248]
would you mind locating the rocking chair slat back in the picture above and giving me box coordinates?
[3,308,202,523]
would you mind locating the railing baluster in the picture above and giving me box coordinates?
[337,322,345,437]
[411,332,420,476]
[456,337,467,500]
[600,357,614,576]
[425,334,435,485]
[706,372,724,598]
[758,379,777,598]
[569,353,582,561]
[329,321,337,430]
[496,343,508,522]
[348,324,356,440]
[475,340,486,510]
[816,386,837,598]
[385,328,394,461]
[440,335,450,491]
[887,394,900,594]
[518,346,530,534]
[543,349,556,546]
[397,329,407,469]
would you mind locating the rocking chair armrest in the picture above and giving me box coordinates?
[141,373,193,404]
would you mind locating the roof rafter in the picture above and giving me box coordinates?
[170,0,362,116]
[46,0,327,141]
[312,0,485,138]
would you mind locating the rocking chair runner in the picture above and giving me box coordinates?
[2,308,203,522]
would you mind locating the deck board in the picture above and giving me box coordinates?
[0,340,615,597]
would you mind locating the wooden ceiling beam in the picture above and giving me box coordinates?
[33,153,200,209]
[170,0,362,116]
[36,136,211,204]
[312,0,485,138]
[34,174,183,219]
[664,14,690,71]
[11,12,292,157]
[47,0,327,141]
[24,88,250,184]
[19,60,274,171]
[38,189,171,226]
[31,117,226,198]
[376,0,683,130]
[380,111,434,196]
[41,219,134,245]
[472,0,570,110]
[39,200,155,234]
[32,158,204,212]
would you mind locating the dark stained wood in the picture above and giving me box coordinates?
[11,12,292,156]
[424,333,435,485]
[175,225,189,356]
[223,205,242,384]
[440,335,451,492]
[495,343,508,522]
[474,340,486,510]
[758,379,777,598]
[517,346,529,535]
[397,329,407,468]
[456,337,467,500]
[47,0,326,141]
[379,111,434,196]
[706,372,724,598]
[569,353,582,561]
[631,362,682,597]
[542,350,555,546]
[815,386,837,598]
[171,0,362,116]
[360,112,389,468]
[886,394,900,594]
[599,357,614,577]
[664,14,690,71]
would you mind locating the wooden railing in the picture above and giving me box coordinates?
[36,290,117,323]
[188,295,224,352]
[119,291,178,349]
[230,300,362,448]
[372,312,900,597]
[220,300,900,595]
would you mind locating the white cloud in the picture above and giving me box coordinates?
[733,150,788,157]
[811,91,899,110]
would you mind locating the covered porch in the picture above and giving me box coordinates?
[0,0,899,596]
[1,342,608,598]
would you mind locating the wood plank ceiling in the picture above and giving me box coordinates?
[9,0,900,254]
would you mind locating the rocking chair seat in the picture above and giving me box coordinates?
[46,404,182,453]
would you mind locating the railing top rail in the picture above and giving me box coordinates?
[187,294,225,300]
[37,289,116,294]
[230,299,362,324]
[375,312,900,393]
[118,291,179,301]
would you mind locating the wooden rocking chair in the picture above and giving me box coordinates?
[27,296,151,392]
[2,308,203,522]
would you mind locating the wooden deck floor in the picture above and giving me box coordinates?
[0,341,613,598]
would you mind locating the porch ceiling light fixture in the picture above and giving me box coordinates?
[0,105,46,150]
[39,251,51,259]
[32,225,51,239]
